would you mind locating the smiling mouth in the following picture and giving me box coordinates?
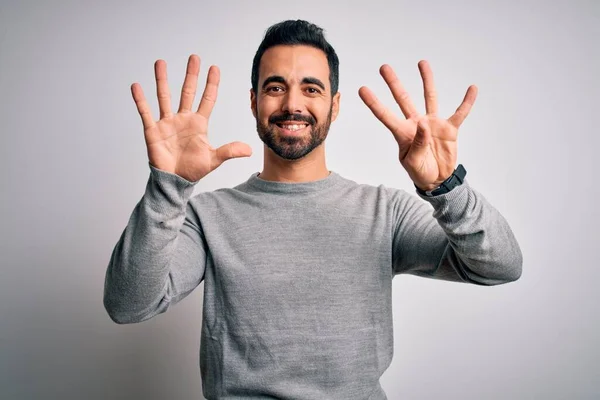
[275,123,309,133]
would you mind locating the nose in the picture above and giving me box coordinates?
[281,87,303,114]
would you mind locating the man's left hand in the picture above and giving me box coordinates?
[359,61,477,192]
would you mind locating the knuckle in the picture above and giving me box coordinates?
[181,86,196,96]
[377,107,388,120]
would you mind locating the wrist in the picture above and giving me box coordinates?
[415,164,466,197]
[415,182,444,192]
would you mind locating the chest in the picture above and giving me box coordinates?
[199,198,394,333]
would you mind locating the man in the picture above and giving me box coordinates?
[104,20,522,400]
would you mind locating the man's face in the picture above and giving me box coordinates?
[251,45,340,160]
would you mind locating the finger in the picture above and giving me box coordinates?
[154,59,173,119]
[358,86,402,135]
[379,64,419,119]
[178,55,200,113]
[448,85,478,128]
[197,65,220,119]
[131,83,156,130]
[418,60,437,115]
[212,141,253,168]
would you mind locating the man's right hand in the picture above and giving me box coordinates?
[131,54,252,182]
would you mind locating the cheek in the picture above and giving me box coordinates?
[256,99,279,121]
[307,105,327,123]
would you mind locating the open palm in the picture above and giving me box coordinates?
[131,55,252,182]
[359,61,477,191]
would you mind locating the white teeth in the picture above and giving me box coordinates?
[280,124,306,131]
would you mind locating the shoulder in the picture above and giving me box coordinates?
[331,173,426,213]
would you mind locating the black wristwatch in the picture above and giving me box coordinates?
[415,164,467,197]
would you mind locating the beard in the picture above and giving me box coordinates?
[256,105,333,160]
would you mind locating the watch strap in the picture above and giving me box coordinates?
[415,164,467,197]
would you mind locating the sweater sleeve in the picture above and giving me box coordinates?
[390,180,522,285]
[103,164,208,324]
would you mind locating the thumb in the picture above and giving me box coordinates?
[213,141,253,168]
[409,118,431,159]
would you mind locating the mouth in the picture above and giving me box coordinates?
[275,122,309,136]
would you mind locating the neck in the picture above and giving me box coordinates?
[258,144,329,183]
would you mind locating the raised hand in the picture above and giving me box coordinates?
[131,54,252,182]
[359,61,477,192]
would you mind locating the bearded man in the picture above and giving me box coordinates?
[104,19,522,400]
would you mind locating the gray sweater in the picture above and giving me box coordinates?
[104,164,522,400]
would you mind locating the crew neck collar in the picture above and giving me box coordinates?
[246,171,343,194]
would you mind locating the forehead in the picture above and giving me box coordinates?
[259,45,330,88]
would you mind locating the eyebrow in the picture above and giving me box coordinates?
[261,75,327,91]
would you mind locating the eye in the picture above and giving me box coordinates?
[306,87,321,94]
[267,86,284,93]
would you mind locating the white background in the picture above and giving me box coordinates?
[1,0,598,398]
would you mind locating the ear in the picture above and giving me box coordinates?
[250,89,257,118]
[331,91,341,122]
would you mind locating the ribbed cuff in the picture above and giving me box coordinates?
[146,163,198,211]
[416,179,472,224]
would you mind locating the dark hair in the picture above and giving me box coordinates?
[251,20,340,95]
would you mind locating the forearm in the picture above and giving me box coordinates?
[393,181,523,285]
[103,164,206,323]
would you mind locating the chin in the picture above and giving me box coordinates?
[256,118,328,160]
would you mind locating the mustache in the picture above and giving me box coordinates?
[269,113,315,125]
